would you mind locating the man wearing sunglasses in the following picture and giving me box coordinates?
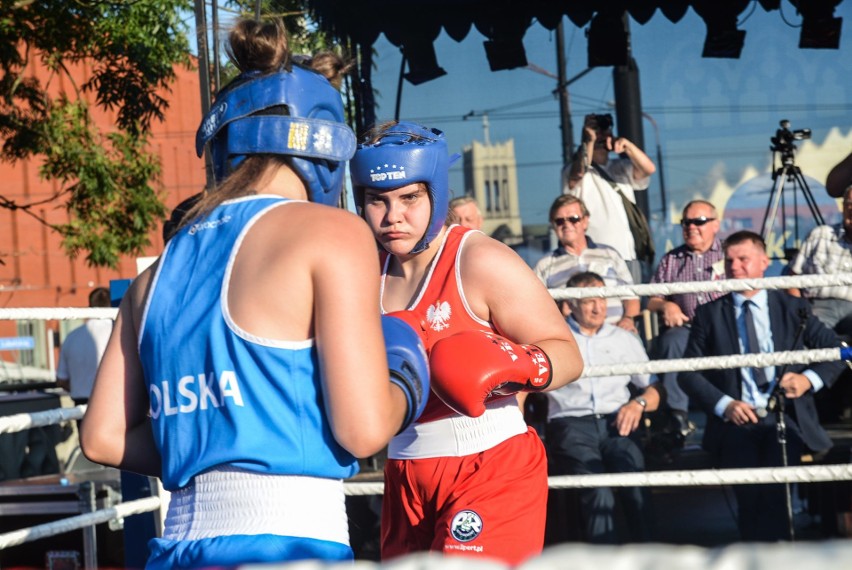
[534,195,640,334]
[647,200,725,438]
[563,113,657,284]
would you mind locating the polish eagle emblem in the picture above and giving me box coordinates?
[427,301,452,331]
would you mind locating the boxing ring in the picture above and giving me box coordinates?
[2,273,852,567]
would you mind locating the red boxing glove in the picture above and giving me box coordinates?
[429,330,552,417]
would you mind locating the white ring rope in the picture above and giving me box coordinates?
[342,464,852,495]
[546,464,852,488]
[551,272,852,300]
[583,347,847,378]
[2,462,850,551]
[0,307,118,321]
[0,495,161,551]
[0,405,85,435]
[0,273,850,322]
[2,404,849,493]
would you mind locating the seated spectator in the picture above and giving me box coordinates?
[647,200,725,436]
[678,230,844,542]
[545,271,661,544]
[788,186,852,335]
[534,195,640,334]
[564,113,656,283]
[449,195,483,230]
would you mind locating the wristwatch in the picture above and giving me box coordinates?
[633,397,648,410]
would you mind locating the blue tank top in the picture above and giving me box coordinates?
[139,195,359,490]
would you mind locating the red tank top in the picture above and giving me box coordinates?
[381,225,507,423]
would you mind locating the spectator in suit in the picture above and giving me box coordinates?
[679,230,845,541]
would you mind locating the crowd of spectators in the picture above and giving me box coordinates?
[518,130,852,544]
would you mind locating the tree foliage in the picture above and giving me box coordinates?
[0,0,192,268]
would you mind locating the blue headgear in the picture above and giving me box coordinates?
[195,65,356,207]
[350,122,456,254]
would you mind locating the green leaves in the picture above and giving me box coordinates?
[0,0,191,267]
[43,98,167,268]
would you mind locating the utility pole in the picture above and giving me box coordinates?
[556,20,574,171]
[549,19,575,251]
[194,0,214,188]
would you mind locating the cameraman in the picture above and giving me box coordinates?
[564,113,656,283]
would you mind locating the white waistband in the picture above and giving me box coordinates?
[163,467,348,544]
[388,398,527,459]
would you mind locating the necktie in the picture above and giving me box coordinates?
[742,300,769,391]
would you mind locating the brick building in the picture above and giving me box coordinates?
[0,58,205,369]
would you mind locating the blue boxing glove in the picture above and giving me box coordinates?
[382,314,430,433]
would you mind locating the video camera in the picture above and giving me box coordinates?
[770,119,811,155]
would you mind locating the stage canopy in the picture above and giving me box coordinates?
[306,0,843,65]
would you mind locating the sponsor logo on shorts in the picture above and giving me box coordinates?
[450,509,482,543]
[445,543,483,554]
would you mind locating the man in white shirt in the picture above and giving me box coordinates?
[564,113,656,283]
[57,287,113,405]
[545,271,661,544]
[534,195,640,333]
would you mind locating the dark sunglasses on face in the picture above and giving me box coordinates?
[554,215,584,226]
[681,216,716,227]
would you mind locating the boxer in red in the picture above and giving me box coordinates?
[350,122,583,564]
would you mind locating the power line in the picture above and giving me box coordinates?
[451,145,769,175]
[406,103,852,125]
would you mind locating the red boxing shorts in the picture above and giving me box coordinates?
[381,427,547,565]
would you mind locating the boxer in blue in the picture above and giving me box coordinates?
[80,18,429,569]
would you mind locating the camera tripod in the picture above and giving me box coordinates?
[760,148,824,261]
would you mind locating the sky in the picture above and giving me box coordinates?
[361,3,852,238]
